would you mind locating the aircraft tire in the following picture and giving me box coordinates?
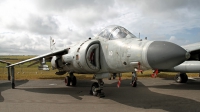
[90,82,99,96]
[113,73,116,79]
[72,76,77,86]
[181,73,188,83]
[175,73,188,83]
[65,76,71,86]
[12,83,15,89]
[132,80,137,87]
[175,74,181,83]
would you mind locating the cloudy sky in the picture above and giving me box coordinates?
[0,0,200,55]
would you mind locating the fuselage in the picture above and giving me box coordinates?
[51,25,188,74]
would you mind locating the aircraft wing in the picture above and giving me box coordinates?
[182,42,200,53]
[8,48,68,67]
[0,60,10,64]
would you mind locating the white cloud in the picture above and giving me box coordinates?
[0,32,50,55]
[0,0,200,55]
[168,36,189,45]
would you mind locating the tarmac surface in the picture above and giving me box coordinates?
[1,77,200,112]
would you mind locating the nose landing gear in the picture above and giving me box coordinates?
[90,79,105,98]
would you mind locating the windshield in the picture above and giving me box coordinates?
[98,25,137,39]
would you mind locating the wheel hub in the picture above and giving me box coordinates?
[176,76,181,82]
[92,86,97,95]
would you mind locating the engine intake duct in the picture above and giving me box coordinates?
[86,44,100,71]
[62,54,73,64]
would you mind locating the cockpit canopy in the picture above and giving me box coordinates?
[98,25,137,39]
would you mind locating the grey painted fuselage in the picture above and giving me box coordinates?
[50,25,188,75]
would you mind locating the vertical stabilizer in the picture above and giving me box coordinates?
[50,36,56,52]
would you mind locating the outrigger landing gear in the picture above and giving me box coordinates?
[9,66,15,89]
[90,79,105,98]
[7,63,11,81]
[65,72,77,86]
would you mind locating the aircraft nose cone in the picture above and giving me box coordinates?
[147,41,188,69]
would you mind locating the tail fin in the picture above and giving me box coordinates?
[50,36,56,52]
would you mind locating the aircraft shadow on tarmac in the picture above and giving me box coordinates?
[0,80,29,102]
[148,78,200,90]
[14,79,200,112]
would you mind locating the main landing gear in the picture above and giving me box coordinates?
[174,73,188,83]
[7,66,15,89]
[90,79,105,98]
[108,73,116,80]
[65,72,77,86]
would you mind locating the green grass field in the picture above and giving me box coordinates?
[0,55,199,80]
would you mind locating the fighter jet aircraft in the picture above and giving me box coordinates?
[6,25,190,97]
[156,42,200,83]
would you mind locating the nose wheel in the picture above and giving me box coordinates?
[90,82,99,96]
[90,79,105,98]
